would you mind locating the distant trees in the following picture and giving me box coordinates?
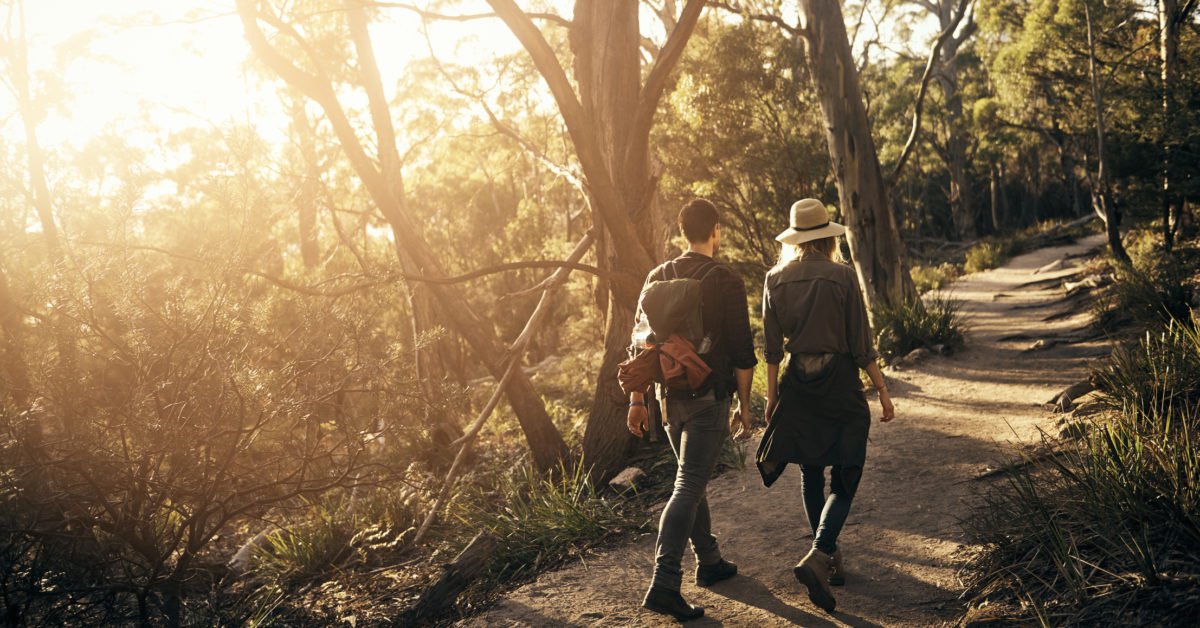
[235,0,570,472]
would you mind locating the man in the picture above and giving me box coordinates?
[627,198,757,621]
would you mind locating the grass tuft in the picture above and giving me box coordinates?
[457,461,640,582]
[964,236,1025,274]
[873,293,966,360]
[910,263,960,294]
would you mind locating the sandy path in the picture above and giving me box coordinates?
[461,234,1108,627]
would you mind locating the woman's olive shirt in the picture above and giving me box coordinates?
[761,256,879,368]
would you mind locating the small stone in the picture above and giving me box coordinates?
[607,466,646,493]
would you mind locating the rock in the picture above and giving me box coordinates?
[1063,273,1112,295]
[1035,259,1066,274]
[608,466,646,493]
[1044,379,1095,412]
[228,528,273,574]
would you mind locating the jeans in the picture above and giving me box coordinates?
[650,393,731,592]
[800,464,863,556]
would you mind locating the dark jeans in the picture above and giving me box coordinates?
[800,464,863,556]
[650,393,731,592]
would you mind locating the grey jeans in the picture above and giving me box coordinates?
[650,392,731,592]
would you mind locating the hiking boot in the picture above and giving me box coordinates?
[642,586,704,622]
[793,548,837,612]
[829,548,845,586]
[695,558,737,586]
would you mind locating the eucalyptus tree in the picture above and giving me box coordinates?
[236,0,570,471]
[481,0,708,480]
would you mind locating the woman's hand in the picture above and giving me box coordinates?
[627,403,649,437]
[878,389,895,422]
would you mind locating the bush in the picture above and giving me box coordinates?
[964,236,1025,274]
[1093,317,1200,423]
[1097,250,1194,331]
[873,293,966,360]
[910,263,960,294]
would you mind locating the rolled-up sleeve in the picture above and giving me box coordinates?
[723,271,758,370]
[845,272,880,368]
[762,281,785,365]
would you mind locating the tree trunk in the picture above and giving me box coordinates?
[0,264,32,410]
[288,97,322,268]
[486,0,704,482]
[798,0,916,310]
[1159,0,1181,251]
[1083,2,1129,264]
[989,164,1000,232]
[571,0,659,482]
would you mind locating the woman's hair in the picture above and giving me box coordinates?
[777,236,840,266]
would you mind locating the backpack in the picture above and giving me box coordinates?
[626,261,719,390]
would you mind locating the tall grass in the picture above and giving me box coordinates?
[457,461,641,582]
[962,310,1200,625]
[873,293,966,360]
[1092,318,1200,423]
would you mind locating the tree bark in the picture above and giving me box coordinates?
[237,0,569,471]
[798,0,916,310]
[1083,2,1129,264]
[1159,0,1181,251]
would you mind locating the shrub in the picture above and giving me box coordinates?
[1097,251,1194,331]
[873,293,966,360]
[1093,317,1200,423]
[964,236,1025,274]
[910,263,960,293]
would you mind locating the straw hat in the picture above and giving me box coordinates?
[775,198,846,245]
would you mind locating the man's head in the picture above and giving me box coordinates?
[678,199,719,246]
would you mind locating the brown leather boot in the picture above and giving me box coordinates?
[829,548,845,586]
[793,548,836,612]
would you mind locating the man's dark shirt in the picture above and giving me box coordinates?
[637,251,757,395]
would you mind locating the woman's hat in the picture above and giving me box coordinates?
[775,198,846,245]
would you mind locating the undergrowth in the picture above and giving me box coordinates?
[961,311,1200,625]
[1095,234,1195,331]
[873,293,966,360]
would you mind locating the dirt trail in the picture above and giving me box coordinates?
[461,234,1109,627]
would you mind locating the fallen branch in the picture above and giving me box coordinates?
[403,531,499,625]
[409,231,594,548]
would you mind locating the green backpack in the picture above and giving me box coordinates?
[631,261,717,359]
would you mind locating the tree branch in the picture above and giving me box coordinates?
[632,0,706,158]
[708,1,805,37]
[366,2,570,28]
[886,0,971,189]
[412,230,594,548]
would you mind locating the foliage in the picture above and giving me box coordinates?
[873,293,966,360]
[961,315,1200,625]
[910,263,961,293]
[455,462,640,583]
[964,236,1025,274]
[1093,317,1200,426]
[1096,233,1196,331]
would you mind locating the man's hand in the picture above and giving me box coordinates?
[879,390,896,423]
[627,403,650,437]
[764,396,778,426]
[731,403,753,441]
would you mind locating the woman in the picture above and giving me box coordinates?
[756,198,895,614]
